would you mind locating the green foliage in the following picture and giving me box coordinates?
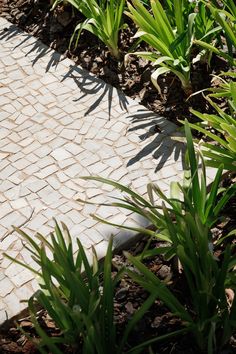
[125,229,236,353]
[192,2,225,67]
[163,0,221,66]
[50,0,235,89]
[195,1,236,65]
[187,75,236,170]
[53,0,125,59]
[162,0,214,39]
[4,222,165,354]
[219,0,236,57]
[126,0,196,94]
[5,224,120,353]
[205,72,236,115]
[125,0,222,93]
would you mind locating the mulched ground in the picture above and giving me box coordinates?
[0,1,236,353]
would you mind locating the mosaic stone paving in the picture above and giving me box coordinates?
[0,17,208,324]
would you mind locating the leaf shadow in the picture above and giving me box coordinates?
[61,64,129,119]
[0,24,62,72]
[126,109,185,172]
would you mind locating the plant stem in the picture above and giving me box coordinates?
[109,46,121,61]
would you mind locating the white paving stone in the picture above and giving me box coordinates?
[51,147,72,161]
[27,180,47,193]
[0,277,14,297]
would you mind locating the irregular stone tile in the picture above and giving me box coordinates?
[27,180,47,193]
[0,277,14,297]
[51,147,71,161]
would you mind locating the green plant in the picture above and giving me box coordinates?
[125,228,236,353]
[195,1,236,66]
[161,0,204,33]
[194,2,214,38]
[187,74,236,170]
[220,0,236,57]
[126,0,197,95]
[207,72,236,114]
[158,0,222,66]
[53,0,125,59]
[193,2,225,66]
[4,222,169,353]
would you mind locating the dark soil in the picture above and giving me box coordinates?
[0,0,230,123]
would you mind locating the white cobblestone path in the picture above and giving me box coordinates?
[0,17,187,323]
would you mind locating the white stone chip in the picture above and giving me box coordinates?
[51,147,72,161]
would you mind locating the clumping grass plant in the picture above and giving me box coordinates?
[207,72,236,109]
[186,73,236,170]
[126,0,196,95]
[82,121,236,260]
[195,0,236,66]
[4,222,175,353]
[5,224,124,353]
[123,125,236,352]
[53,0,125,59]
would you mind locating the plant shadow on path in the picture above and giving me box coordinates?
[61,65,129,118]
[0,22,128,119]
[0,23,62,71]
[127,110,185,172]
